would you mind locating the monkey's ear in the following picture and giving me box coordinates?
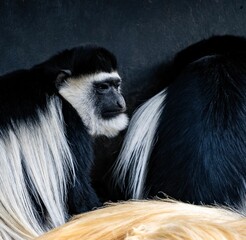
[56,69,72,87]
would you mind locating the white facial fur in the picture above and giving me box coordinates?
[59,71,128,138]
[113,90,166,199]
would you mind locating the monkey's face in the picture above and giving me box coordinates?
[58,71,128,138]
[93,74,126,119]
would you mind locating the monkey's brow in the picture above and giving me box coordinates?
[94,78,121,84]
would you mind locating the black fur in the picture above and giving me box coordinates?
[0,45,117,219]
[146,35,246,208]
[61,99,100,214]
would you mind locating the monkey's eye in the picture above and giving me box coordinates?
[95,83,110,93]
[99,83,109,89]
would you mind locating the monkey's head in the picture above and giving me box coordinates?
[54,45,128,138]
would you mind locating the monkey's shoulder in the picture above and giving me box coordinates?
[0,69,56,125]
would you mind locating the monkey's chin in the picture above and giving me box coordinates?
[90,113,128,138]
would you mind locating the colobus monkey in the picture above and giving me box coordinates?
[0,45,128,240]
[114,35,246,211]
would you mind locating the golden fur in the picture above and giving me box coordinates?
[36,200,246,240]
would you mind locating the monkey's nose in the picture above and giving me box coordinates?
[117,97,126,111]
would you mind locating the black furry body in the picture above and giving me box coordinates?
[145,36,246,208]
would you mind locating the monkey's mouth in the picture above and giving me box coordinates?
[102,109,126,118]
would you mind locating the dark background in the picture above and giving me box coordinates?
[1,0,246,200]
[2,1,246,105]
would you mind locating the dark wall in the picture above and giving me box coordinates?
[1,0,246,200]
[1,0,246,107]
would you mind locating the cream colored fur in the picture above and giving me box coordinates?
[37,200,246,240]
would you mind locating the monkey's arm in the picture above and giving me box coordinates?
[61,99,101,215]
